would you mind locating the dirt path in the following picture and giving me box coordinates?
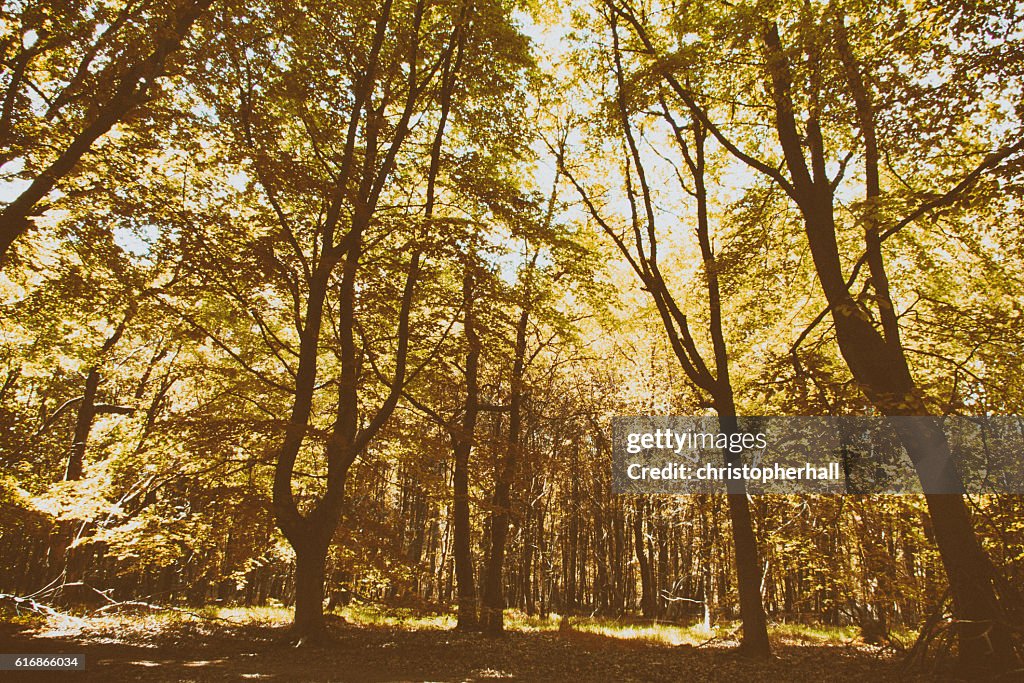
[1,619,922,682]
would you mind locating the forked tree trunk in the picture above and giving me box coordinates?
[565,14,773,654]
[689,112,772,659]
[269,0,451,644]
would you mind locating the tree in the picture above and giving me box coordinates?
[186,0,534,641]
[603,0,1024,671]
[400,243,503,631]
[0,0,216,263]
[479,248,535,636]
[559,2,771,657]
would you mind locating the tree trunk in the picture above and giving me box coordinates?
[690,112,771,659]
[717,412,771,658]
[451,392,478,626]
[480,432,516,634]
[612,501,625,615]
[633,498,655,618]
[523,475,541,616]
[270,0,444,643]
[291,533,331,643]
[451,256,481,630]
[481,299,530,636]
[565,446,580,616]
[65,368,99,482]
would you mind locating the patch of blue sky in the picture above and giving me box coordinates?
[113,223,159,260]
[0,158,30,203]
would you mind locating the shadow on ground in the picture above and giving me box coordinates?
[2,618,924,682]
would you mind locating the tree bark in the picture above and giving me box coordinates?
[291,533,331,644]
[65,369,99,482]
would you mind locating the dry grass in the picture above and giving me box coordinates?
[6,600,910,653]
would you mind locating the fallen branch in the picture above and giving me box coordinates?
[3,583,240,627]
[89,599,242,624]
[0,592,87,629]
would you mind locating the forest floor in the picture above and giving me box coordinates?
[1,604,941,682]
